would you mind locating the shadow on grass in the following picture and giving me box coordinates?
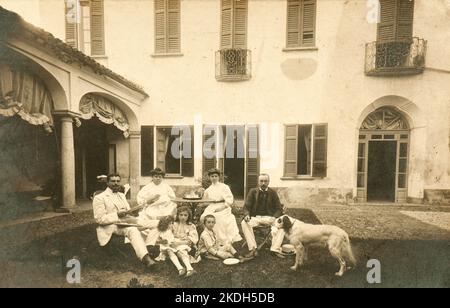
[1,208,449,288]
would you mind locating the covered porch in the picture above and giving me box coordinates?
[0,6,148,221]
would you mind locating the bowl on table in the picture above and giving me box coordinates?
[183,193,202,200]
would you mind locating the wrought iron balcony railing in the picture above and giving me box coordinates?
[215,48,251,81]
[365,37,427,76]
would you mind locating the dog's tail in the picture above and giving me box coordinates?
[343,234,357,266]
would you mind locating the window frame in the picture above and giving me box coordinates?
[220,0,248,50]
[65,0,106,57]
[282,123,327,179]
[285,0,317,49]
[154,125,194,177]
[153,0,182,56]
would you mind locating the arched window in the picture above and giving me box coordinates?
[360,107,409,130]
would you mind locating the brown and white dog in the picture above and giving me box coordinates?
[274,215,356,276]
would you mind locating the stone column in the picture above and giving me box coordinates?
[60,116,76,210]
[128,131,141,202]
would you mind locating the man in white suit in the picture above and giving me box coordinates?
[93,174,155,267]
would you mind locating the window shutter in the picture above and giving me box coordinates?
[312,124,327,178]
[65,1,78,49]
[284,125,298,177]
[155,0,167,53]
[221,0,233,49]
[167,0,181,53]
[246,125,259,195]
[218,125,225,174]
[233,0,248,49]
[301,0,316,46]
[90,0,105,55]
[377,0,397,42]
[156,128,166,171]
[182,126,194,177]
[203,125,217,174]
[141,126,154,176]
[286,0,300,48]
[396,0,414,41]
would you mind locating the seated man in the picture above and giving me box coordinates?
[241,174,286,258]
[93,173,155,268]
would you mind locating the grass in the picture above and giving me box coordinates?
[0,208,449,288]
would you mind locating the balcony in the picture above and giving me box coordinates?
[365,37,427,76]
[215,48,251,81]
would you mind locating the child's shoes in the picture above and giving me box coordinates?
[178,268,187,276]
[186,269,196,277]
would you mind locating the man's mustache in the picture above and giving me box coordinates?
[109,184,122,192]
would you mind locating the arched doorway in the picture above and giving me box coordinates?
[74,94,130,199]
[357,107,410,203]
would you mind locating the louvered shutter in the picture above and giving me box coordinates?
[246,125,259,195]
[167,0,181,53]
[377,0,397,42]
[218,125,225,174]
[141,126,154,176]
[233,0,248,49]
[221,0,233,49]
[156,128,166,170]
[312,124,327,178]
[182,126,194,177]
[286,0,300,48]
[396,0,414,41]
[65,1,78,49]
[301,0,316,46]
[90,0,105,55]
[284,125,298,177]
[203,125,217,174]
[155,0,167,53]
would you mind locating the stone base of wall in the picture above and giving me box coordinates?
[406,197,424,205]
[272,187,354,207]
[424,189,450,206]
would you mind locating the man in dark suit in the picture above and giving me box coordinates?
[241,174,286,258]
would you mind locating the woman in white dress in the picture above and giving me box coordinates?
[137,168,177,227]
[136,168,177,245]
[200,168,242,245]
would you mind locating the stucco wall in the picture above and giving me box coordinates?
[1,0,449,203]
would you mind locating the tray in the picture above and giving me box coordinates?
[182,196,202,200]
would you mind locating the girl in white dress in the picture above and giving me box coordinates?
[154,208,199,277]
[200,168,242,245]
[171,206,199,277]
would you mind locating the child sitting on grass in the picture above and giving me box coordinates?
[197,215,239,260]
[171,206,199,277]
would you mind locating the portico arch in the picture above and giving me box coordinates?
[74,92,141,200]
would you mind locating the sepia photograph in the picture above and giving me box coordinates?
[0,0,449,293]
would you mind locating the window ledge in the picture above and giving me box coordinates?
[280,176,324,181]
[91,55,108,60]
[151,53,184,58]
[282,47,318,52]
[164,175,184,179]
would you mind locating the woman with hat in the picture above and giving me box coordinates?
[136,168,177,230]
[200,168,242,245]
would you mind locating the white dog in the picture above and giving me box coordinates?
[274,215,356,276]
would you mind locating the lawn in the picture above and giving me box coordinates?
[0,208,449,288]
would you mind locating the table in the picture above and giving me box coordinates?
[173,198,215,224]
